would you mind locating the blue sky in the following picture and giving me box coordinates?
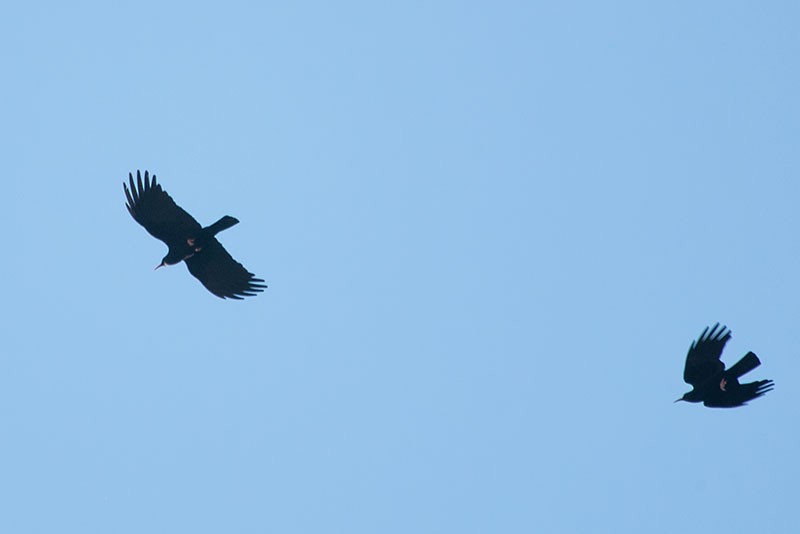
[2,1,799,532]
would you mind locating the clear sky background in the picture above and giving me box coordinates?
[1,1,799,533]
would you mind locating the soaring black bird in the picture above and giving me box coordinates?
[676,323,773,407]
[124,170,266,299]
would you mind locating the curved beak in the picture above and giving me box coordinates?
[154,262,164,270]
[673,398,683,403]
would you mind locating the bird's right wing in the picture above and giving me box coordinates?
[124,170,202,245]
[704,379,774,407]
[683,323,729,386]
[184,239,267,299]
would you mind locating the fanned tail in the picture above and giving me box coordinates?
[726,351,761,379]
[205,215,239,236]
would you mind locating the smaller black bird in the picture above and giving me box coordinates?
[676,323,773,408]
[124,170,266,299]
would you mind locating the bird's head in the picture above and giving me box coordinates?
[155,252,184,270]
[675,390,702,404]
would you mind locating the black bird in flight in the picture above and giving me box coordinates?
[124,170,266,299]
[676,323,773,407]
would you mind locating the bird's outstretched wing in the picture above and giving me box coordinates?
[683,323,729,386]
[704,379,774,408]
[185,239,267,299]
[124,170,202,246]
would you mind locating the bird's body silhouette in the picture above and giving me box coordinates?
[676,323,773,407]
[124,170,266,299]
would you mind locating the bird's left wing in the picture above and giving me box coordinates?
[124,170,202,245]
[184,239,267,299]
[683,323,729,386]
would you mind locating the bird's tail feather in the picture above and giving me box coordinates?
[205,215,239,236]
[726,351,761,379]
